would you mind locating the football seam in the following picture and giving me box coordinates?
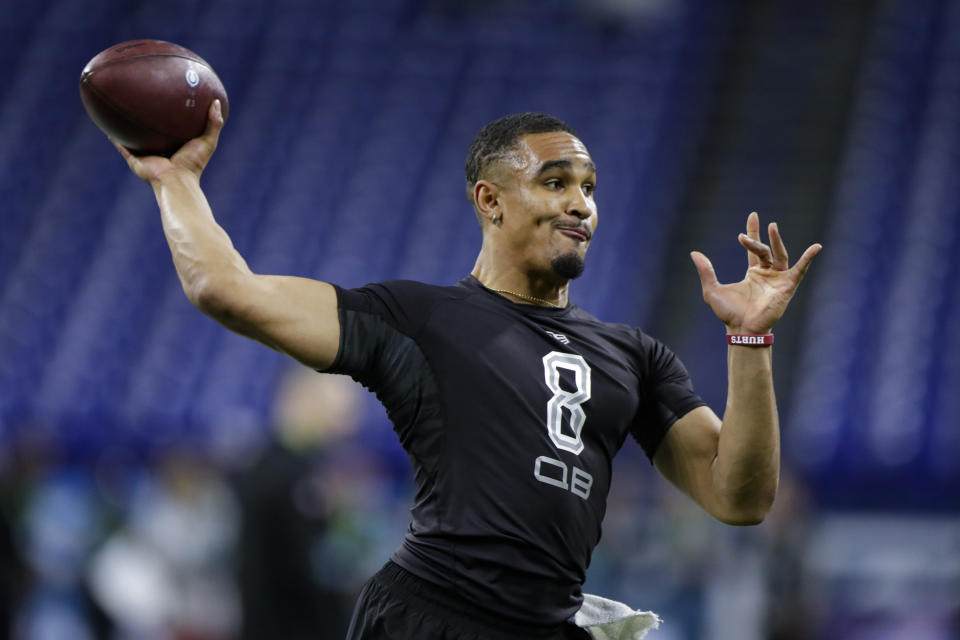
[89,52,213,73]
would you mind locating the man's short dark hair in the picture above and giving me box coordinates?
[465,112,577,196]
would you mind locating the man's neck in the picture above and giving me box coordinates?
[470,257,570,308]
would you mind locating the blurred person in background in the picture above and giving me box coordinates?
[13,464,112,640]
[234,368,362,640]
[760,469,817,640]
[113,104,820,639]
[87,447,239,640]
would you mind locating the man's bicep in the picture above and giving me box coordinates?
[652,405,722,509]
[215,274,341,370]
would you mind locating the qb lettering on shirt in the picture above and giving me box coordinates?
[534,352,594,500]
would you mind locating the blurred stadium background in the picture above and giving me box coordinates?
[1,0,959,638]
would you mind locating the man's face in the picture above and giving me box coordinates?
[494,131,598,280]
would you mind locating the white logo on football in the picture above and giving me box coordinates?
[546,331,569,345]
[184,68,200,88]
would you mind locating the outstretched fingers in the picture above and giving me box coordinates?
[768,222,789,270]
[737,213,793,271]
[790,243,823,281]
[738,231,774,267]
[746,211,761,268]
[690,251,720,296]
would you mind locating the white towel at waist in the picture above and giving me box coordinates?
[573,594,661,640]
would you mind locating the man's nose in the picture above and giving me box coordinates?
[566,191,594,220]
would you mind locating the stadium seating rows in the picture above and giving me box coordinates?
[0,0,957,505]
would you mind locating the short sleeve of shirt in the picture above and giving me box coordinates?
[324,280,445,383]
[631,333,707,461]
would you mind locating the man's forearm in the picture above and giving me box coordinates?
[713,344,779,524]
[151,170,250,307]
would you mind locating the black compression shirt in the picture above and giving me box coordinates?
[327,276,705,626]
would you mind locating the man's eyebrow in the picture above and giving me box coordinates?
[535,159,598,176]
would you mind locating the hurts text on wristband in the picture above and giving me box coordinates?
[727,334,774,346]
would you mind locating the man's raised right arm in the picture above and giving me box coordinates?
[114,100,340,370]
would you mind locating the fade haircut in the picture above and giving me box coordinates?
[465,112,577,221]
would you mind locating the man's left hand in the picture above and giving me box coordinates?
[690,211,822,335]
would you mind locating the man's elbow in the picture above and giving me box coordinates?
[186,272,244,320]
[713,491,776,526]
[715,509,768,527]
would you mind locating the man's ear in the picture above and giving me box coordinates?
[473,180,501,222]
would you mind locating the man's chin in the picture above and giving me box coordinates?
[551,252,585,280]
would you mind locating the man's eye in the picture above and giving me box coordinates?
[583,184,595,195]
[545,179,563,190]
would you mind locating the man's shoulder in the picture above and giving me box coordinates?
[341,278,468,300]
[564,307,664,357]
[335,279,474,326]
[567,306,644,338]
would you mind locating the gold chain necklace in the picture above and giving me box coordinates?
[487,287,561,308]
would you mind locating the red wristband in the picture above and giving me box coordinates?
[727,333,774,346]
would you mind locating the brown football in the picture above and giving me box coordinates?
[79,40,229,156]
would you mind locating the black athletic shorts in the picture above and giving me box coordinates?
[345,561,591,640]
